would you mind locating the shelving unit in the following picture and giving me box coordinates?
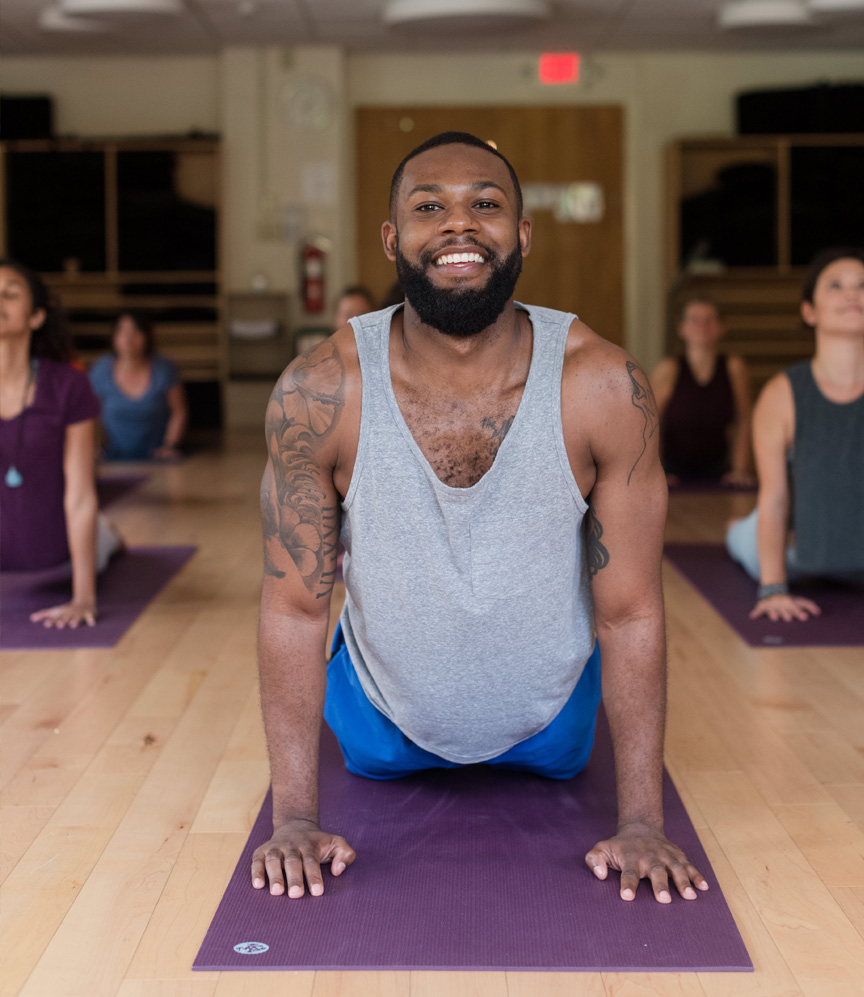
[665,133,864,390]
[1,137,224,414]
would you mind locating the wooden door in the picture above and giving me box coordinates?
[356,106,624,345]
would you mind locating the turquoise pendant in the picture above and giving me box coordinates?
[5,466,23,488]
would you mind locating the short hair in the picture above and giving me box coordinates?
[677,295,722,323]
[0,257,73,363]
[801,246,864,305]
[389,131,523,219]
[114,310,155,356]
[338,285,375,308]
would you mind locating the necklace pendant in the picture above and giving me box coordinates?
[5,466,23,488]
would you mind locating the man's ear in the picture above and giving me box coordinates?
[382,220,398,263]
[518,216,532,258]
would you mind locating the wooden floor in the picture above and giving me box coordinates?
[2,435,863,997]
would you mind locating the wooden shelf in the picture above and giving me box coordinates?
[1,138,224,410]
[665,133,864,390]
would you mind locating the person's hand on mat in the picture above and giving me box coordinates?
[151,445,183,462]
[720,469,756,488]
[30,599,97,629]
[585,822,709,903]
[750,593,821,622]
[251,821,356,898]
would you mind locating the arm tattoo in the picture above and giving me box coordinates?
[263,343,345,597]
[625,360,659,486]
[481,415,515,457]
[585,506,610,577]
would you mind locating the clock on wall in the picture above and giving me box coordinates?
[280,75,336,131]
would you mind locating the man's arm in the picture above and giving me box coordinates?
[577,355,708,902]
[251,341,356,898]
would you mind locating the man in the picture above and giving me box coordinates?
[253,132,708,906]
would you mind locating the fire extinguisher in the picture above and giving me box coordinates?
[301,242,325,314]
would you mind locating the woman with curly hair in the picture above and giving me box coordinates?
[0,258,122,628]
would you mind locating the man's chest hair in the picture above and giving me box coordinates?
[395,387,521,489]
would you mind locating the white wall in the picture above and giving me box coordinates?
[0,55,218,136]
[347,50,864,367]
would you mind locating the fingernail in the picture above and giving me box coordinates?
[622,889,634,900]
[310,884,323,896]
[271,884,283,895]
[333,862,344,874]
[685,888,696,898]
[288,885,303,898]
[253,878,263,888]
[660,891,671,903]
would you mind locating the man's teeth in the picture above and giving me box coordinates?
[436,252,485,265]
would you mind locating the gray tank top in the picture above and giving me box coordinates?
[339,303,595,764]
[787,362,864,575]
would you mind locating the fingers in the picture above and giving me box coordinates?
[329,838,357,876]
[619,868,640,902]
[750,595,822,622]
[29,604,97,629]
[584,848,608,881]
[250,835,355,896]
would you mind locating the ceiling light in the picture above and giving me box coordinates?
[718,0,813,27]
[808,0,864,10]
[61,0,184,15]
[384,0,549,32]
[39,4,113,31]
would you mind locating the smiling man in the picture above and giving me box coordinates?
[253,131,708,907]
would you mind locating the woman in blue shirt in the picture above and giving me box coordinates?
[90,311,187,461]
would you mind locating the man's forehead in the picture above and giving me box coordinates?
[398,143,515,198]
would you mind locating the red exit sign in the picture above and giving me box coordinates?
[538,53,580,85]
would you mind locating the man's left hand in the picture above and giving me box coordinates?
[585,821,709,903]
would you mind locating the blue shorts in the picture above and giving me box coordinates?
[323,623,601,781]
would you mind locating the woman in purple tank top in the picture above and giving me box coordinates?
[0,259,123,628]
[651,297,753,486]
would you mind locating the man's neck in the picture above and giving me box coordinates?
[395,300,529,394]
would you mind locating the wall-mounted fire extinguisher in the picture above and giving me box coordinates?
[301,242,325,314]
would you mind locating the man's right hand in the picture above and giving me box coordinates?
[251,819,356,897]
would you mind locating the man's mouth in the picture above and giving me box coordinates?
[434,251,486,266]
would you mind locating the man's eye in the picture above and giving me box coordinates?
[416,203,441,212]
[475,201,498,209]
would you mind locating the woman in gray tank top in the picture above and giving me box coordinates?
[725,247,864,622]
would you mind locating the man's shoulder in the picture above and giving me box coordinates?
[562,319,636,391]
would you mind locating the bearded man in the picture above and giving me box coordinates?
[253,132,709,907]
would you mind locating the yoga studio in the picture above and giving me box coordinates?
[2,3,863,996]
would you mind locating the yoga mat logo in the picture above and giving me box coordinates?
[233,941,269,955]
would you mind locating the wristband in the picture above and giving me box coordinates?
[757,582,789,600]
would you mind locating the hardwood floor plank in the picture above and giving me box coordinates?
[125,832,248,981]
[683,771,864,995]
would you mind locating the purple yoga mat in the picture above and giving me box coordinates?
[96,474,149,508]
[194,712,752,973]
[665,543,864,648]
[0,546,195,650]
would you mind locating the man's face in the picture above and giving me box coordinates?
[382,143,531,337]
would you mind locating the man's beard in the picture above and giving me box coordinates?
[395,237,523,338]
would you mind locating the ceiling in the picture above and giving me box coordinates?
[2,0,864,56]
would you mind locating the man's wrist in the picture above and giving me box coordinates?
[757,582,789,600]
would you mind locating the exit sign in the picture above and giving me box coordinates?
[538,53,580,85]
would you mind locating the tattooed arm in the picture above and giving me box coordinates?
[563,332,707,904]
[252,341,356,898]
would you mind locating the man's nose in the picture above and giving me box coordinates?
[437,204,477,233]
